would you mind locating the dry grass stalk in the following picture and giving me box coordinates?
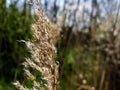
[13,0,60,90]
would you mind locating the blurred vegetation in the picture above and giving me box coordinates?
[41,0,120,90]
[0,0,120,90]
[0,0,33,89]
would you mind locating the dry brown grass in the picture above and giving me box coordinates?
[13,0,60,90]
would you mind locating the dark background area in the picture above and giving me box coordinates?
[0,0,33,89]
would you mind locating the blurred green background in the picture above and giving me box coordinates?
[0,0,33,89]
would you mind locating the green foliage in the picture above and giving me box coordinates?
[0,79,17,90]
[0,0,33,84]
[57,29,105,90]
[66,49,75,64]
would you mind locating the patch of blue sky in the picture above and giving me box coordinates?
[6,0,25,8]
